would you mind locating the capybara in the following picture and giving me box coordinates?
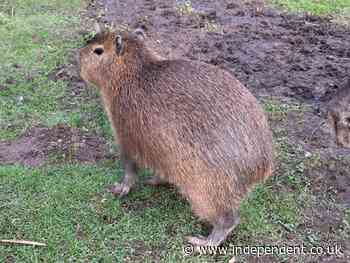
[327,79,350,148]
[79,27,274,247]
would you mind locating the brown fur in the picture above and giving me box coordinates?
[79,29,274,240]
[327,79,350,148]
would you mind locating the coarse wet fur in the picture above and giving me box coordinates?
[327,79,350,148]
[79,28,274,247]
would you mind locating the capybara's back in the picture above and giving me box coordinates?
[79,28,274,247]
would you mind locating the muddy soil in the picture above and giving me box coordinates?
[0,125,109,167]
[97,0,350,104]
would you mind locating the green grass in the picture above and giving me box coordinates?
[0,162,303,262]
[2,132,345,262]
[271,0,350,16]
[0,0,84,139]
[0,164,193,262]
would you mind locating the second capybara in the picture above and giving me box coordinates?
[327,79,350,148]
[79,27,274,247]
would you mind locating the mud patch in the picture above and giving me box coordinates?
[305,152,350,208]
[97,0,350,105]
[0,125,110,167]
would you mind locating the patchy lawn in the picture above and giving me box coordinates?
[0,0,84,140]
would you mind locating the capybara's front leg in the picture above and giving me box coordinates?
[108,152,137,197]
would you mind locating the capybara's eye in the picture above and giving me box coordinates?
[93,47,104,55]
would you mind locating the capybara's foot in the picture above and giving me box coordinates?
[144,175,167,186]
[185,229,231,248]
[186,233,228,248]
[185,235,212,247]
[107,183,132,197]
[108,158,137,197]
[186,212,240,248]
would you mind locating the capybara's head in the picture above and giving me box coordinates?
[79,26,146,88]
[327,79,350,148]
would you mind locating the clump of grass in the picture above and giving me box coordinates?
[271,0,350,16]
[238,184,300,239]
[332,7,350,26]
[201,21,222,33]
[264,100,289,120]
[263,99,305,122]
[175,0,222,33]
[175,0,194,16]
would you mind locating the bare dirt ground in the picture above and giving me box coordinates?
[0,124,109,166]
[98,0,350,103]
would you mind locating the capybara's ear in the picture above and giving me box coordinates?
[115,34,124,56]
[132,28,146,41]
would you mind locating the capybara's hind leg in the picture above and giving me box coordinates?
[108,153,137,197]
[186,211,240,247]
